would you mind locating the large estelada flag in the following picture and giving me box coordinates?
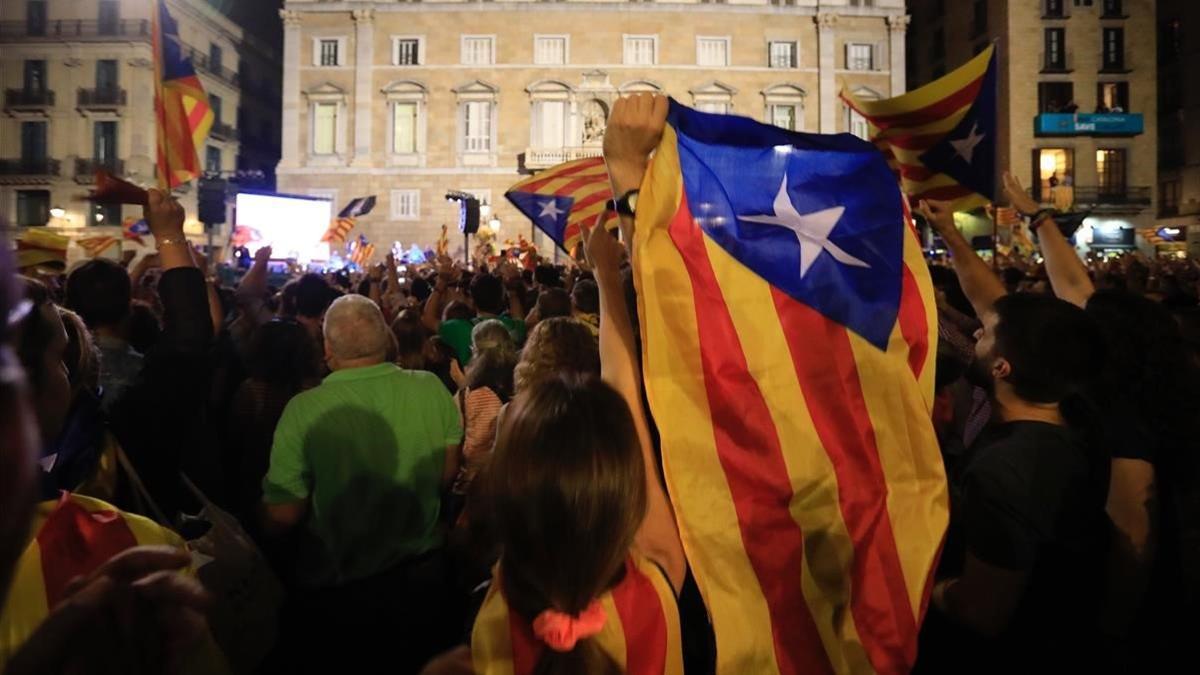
[506,156,617,252]
[842,45,997,212]
[152,0,214,189]
[634,100,947,674]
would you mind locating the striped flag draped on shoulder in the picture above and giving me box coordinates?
[842,45,997,212]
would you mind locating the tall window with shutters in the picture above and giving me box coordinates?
[1102,28,1124,70]
[462,36,494,66]
[393,102,418,154]
[533,100,567,148]
[391,190,420,220]
[1044,28,1066,70]
[318,39,340,67]
[534,36,567,65]
[770,105,799,131]
[624,36,657,66]
[464,101,492,152]
[313,102,337,155]
[394,38,421,66]
[697,37,730,67]
[846,44,873,71]
[770,41,797,69]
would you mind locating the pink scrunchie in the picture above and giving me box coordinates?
[532,600,607,652]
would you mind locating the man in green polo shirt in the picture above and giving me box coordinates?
[428,267,527,366]
[261,294,462,589]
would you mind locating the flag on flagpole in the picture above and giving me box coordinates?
[505,156,617,252]
[322,217,356,245]
[842,45,997,212]
[633,100,946,674]
[76,235,120,257]
[152,0,214,189]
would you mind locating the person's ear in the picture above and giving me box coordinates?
[992,357,1012,380]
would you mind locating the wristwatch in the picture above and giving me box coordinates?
[1027,208,1058,233]
[613,189,640,217]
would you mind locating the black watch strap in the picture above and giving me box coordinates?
[614,189,639,217]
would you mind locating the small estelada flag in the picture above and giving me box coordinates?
[338,196,377,219]
[76,235,120,257]
[322,217,355,245]
[505,156,617,253]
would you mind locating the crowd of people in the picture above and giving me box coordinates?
[1,94,1198,674]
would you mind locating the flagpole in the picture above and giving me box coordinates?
[992,37,1002,271]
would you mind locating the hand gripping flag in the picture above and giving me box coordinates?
[506,156,617,252]
[842,45,997,212]
[634,101,946,675]
[152,0,214,189]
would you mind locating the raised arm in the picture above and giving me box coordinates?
[1002,172,1094,308]
[592,93,686,592]
[916,198,1007,317]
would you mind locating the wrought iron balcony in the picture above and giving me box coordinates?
[524,147,603,170]
[210,122,239,141]
[1073,185,1151,208]
[77,87,127,109]
[5,88,55,109]
[74,158,125,183]
[0,19,150,41]
[186,47,240,88]
[0,158,61,180]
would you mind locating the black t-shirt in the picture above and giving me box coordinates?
[926,421,1108,672]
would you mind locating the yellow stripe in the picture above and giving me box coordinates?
[901,173,961,195]
[871,102,973,141]
[471,581,516,675]
[598,594,628,670]
[634,124,781,675]
[700,235,874,675]
[509,162,609,192]
[904,222,939,403]
[0,534,48,668]
[847,45,993,118]
[845,305,948,620]
[534,172,609,197]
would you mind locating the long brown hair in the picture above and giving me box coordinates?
[484,375,646,674]
[514,317,599,394]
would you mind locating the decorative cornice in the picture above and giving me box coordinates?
[815,12,838,29]
[886,15,911,32]
[280,9,303,27]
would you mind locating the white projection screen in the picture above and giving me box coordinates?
[234,192,332,263]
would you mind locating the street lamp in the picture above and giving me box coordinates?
[488,216,501,234]
[49,206,65,219]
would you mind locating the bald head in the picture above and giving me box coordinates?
[324,294,390,366]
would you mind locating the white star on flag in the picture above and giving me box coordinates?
[538,199,565,220]
[950,122,986,164]
[741,174,870,278]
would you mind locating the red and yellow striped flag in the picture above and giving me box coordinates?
[471,555,683,675]
[842,45,997,213]
[634,101,946,674]
[322,217,355,245]
[76,235,119,257]
[152,0,213,189]
[0,493,187,665]
[505,156,617,252]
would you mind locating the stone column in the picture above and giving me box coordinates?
[351,8,374,167]
[124,56,156,182]
[279,9,302,168]
[816,12,838,134]
[887,15,911,97]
